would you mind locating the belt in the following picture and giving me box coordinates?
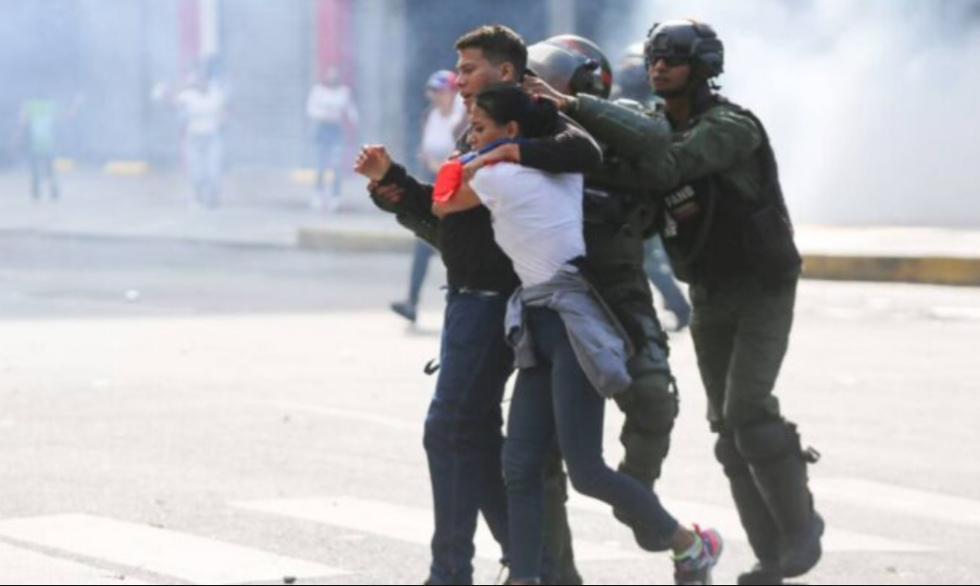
[445,286,504,298]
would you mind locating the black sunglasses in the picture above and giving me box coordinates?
[649,55,691,68]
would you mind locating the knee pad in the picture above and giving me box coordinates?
[734,420,801,466]
[629,318,672,372]
[619,372,679,436]
[714,433,751,479]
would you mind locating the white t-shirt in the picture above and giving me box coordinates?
[420,96,466,166]
[307,84,358,125]
[175,87,226,136]
[470,163,585,287]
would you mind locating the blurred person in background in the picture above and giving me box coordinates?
[307,66,359,212]
[18,94,79,202]
[390,70,466,325]
[173,72,229,210]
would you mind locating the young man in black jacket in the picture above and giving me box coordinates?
[356,25,600,586]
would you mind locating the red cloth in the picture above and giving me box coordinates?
[433,159,464,204]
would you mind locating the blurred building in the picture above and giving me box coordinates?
[0,0,611,171]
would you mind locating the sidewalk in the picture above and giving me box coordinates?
[2,168,978,286]
[796,226,980,287]
[301,214,980,287]
[0,168,375,250]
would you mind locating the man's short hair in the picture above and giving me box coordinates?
[455,25,528,79]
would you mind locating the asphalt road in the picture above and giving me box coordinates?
[1,233,979,585]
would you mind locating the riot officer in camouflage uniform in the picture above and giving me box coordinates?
[614,43,692,332]
[532,20,825,586]
[521,34,680,514]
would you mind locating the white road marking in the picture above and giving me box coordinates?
[814,478,980,529]
[0,515,347,585]
[234,497,644,562]
[0,542,148,586]
[567,493,937,553]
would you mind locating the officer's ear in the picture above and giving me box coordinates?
[504,121,520,140]
[690,63,712,85]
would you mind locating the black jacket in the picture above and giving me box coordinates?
[374,115,602,293]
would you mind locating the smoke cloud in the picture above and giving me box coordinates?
[601,0,980,227]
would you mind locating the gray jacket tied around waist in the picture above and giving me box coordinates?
[505,263,635,399]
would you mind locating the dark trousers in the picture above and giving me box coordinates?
[424,292,513,584]
[504,308,680,581]
[689,275,796,431]
[644,236,691,326]
[408,240,436,308]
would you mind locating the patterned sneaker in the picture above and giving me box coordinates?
[674,526,724,585]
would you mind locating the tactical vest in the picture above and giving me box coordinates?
[660,99,802,287]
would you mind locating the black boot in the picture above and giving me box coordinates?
[744,424,823,579]
[738,562,784,585]
[731,475,785,585]
[717,434,784,585]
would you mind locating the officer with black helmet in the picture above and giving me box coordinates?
[530,19,824,586]
[521,35,681,527]
[612,43,693,332]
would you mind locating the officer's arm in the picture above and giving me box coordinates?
[566,95,672,163]
[646,108,763,192]
[370,163,441,250]
[517,114,603,175]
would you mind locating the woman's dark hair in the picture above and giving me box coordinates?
[473,83,558,140]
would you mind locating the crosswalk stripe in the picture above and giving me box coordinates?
[0,542,149,586]
[0,515,347,585]
[234,497,644,562]
[567,493,937,553]
[814,478,980,528]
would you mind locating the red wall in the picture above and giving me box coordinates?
[316,0,353,83]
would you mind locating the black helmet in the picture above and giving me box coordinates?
[528,35,613,99]
[644,20,724,78]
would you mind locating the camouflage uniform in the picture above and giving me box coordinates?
[567,90,823,584]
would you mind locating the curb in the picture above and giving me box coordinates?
[104,161,151,176]
[298,226,980,287]
[297,225,414,254]
[802,255,980,287]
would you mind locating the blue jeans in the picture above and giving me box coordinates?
[645,236,691,326]
[315,122,343,197]
[504,308,680,581]
[424,291,513,584]
[186,134,223,208]
[408,240,436,308]
[29,153,59,200]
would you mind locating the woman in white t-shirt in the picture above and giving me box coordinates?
[433,84,718,584]
[307,67,359,209]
